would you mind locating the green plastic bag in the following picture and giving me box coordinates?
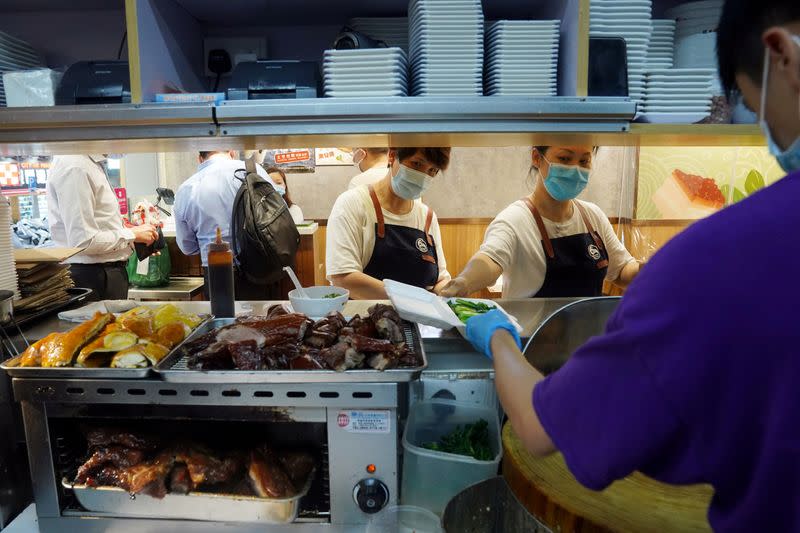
[127,246,171,288]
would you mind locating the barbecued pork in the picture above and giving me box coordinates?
[320,341,365,372]
[278,451,315,488]
[265,304,289,318]
[75,446,146,484]
[216,325,266,346]
[85,450,174,498]
[168,464,192,494]
[170,445,243,487]
[345,316,378,338]
[237,314,312,343]
[85,428,159,451]
[228,340,263,370]
[248,446,296,499]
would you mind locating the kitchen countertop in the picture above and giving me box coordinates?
[127,277,205,301]
[162,223,319,239]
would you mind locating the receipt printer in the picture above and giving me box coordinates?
[55,60,131,105]
[226,60,320,100]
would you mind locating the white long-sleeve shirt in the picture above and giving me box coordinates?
[47,155,135,264]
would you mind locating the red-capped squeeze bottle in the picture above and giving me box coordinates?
[207,227,235,318]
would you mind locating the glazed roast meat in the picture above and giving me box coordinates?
[183,306,421,372]
[85,428,159,451]
[75,428,311,500]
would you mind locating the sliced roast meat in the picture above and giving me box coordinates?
[375,317,405,344]
[216,325,266,346]
[168,464,192,494]
[248,447,296,499]
[368,303,401,324]
[187,342,233,370]
[75,446,146,484]
[341,333,395,353]
[346,315,378,337]
[264,304,289,318]
[278,451,315,488]
[229,340,265,370]
[304,330,338,349]
[289,353,325,370]
[366,351,399,371]
[85,428,159,451]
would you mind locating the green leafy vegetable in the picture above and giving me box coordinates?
[423,419,493,461]
[323,293,341,299]
[447,299,496,323]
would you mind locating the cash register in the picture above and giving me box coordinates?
[226,60,320,100]
[55,60,131,105]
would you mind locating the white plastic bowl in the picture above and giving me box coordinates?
[366,505,443,533]
[288,286,349,316]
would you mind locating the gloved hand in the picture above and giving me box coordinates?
[465,309,521,359]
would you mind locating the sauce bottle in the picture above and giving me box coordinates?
[207,227,235,318]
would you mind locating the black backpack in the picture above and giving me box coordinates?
[230,157,299,285]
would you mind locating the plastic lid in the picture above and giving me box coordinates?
[207,227,230,253]
[366,505,443,533]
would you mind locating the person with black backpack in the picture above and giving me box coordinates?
[174,151,297,300]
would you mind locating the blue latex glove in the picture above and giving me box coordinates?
[465,309,522,359]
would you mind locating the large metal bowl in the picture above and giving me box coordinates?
[522,297,621,376]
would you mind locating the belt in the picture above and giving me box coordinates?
[72,261,128,269]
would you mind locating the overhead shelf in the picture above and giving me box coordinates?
[0,103,217,155]
[630,124,764,147]
[215,97,637,149]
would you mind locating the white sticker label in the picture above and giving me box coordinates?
[135,256,150,275]
[337,410,391,434]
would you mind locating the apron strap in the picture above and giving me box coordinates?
[573,201,606,251]
[424,206,434,246]
[522,197,555,259]
[368,185,386,238]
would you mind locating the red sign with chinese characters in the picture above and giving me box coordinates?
[114,187,128,215]
[275,150,312,164]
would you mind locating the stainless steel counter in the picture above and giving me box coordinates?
[127,277,205,301]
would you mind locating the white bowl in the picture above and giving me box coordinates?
[288,286,349,317]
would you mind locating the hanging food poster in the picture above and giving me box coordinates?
[636,146,784,220]
[262,149,316,172]
[315,148,354,166]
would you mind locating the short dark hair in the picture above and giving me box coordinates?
[198,151,225,161]
[531,146,598,169]
[394,147,451,171]
[365,148,389,156]
[717,0,800,99]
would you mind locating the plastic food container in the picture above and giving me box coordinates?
[401,399,502,516]
[288,286,349,316]
[367,505,443,533]
[384,279,521,338]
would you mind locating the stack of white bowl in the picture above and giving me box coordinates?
[323,48,408,97]
[589,0,653,102]
[409,0,484,96]
[484,20,560,97]
[646,19,676,69]
[0,198,19,298]
[667,0,723,41]
[348,18,409,52]
[640,68,719,123]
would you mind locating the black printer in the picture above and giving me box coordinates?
[55,60,131,105]
[226,60,320,100]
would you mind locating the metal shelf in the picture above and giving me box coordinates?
[215,96,637,148]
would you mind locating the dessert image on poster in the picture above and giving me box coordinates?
[637,146,784,220]
[652,169,724,219]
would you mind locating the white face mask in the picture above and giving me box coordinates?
[390,164,434,200]
[759,35,800,173]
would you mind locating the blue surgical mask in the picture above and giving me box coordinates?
[274,185,286,196]
[541,156,590,201]
[759,36,800,173]
[391,164,434,200]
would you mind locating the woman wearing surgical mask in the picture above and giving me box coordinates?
[326,147,452,299]
[266,166,304,224]
[440,145,639,298]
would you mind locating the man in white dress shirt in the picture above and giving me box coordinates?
[47,154,158,301]
[347,148,389,189]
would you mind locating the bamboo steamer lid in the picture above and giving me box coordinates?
[502,423,713,533]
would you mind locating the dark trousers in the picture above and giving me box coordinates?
[203,268,283,301]
[69,262,129,301]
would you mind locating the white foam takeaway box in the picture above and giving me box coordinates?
[3,69,62,107]
[384,279,522,338]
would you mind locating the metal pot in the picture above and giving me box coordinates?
[442,476,551,533]
[522,297,621,375]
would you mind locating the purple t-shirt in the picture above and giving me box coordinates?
[533,170,800,532]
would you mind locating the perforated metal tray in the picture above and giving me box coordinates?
[155,318,427,383]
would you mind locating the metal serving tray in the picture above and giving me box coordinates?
[0,356,153,379]
[0,318,212,380]
[155,318,427,384]
[62,471,314,524]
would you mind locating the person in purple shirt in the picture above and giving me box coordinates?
[465,1,800,531]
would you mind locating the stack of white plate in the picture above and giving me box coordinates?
[647,19,676,69]
[0,30,43,107]
[323,48,408,97]
[640,68,717,123]
[666,0,723,41]
[348,18,409,51]
[409,0,484,96]
[590,0,653,102]
[0,198,19,298]
[484,20,560,96]
[674,31,717,68]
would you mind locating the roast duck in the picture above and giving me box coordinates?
[18,305,204,369]
[182,304,422,372]
[74,427,315,500]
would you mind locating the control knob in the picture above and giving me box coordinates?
[353,478,389,514]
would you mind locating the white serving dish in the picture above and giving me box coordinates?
[288,286,349,315]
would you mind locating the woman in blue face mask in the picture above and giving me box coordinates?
[266,166,305,224]
[326,147,452,299]
[440,145,640,299]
